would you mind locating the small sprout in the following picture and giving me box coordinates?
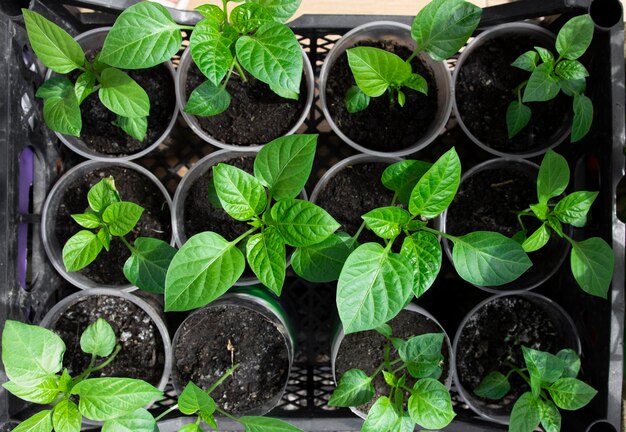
[227,339,235,367]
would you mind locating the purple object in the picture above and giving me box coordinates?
[17,147,34,289]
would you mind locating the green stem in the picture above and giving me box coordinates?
[233,59,248,83]
[390,193,398,207]
[392,365,406,375]
[221,57,238,90]
[421,225,456,242]
[348,221,367,248]
[216,407,239,422]
[119,236,137,254]
[231,227,258,246]
[178,25,195,30]
[369,363,387,381]
[73,354,97,383]
[222,0,229,24]
[90,344,122,373]
[207,364,240,394]
[155,404,179,422]
[405,48,419,64]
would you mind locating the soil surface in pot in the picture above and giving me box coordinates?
[50,295,166,386]
[326,41,437,153]
[72,51,175,155]
[335,309,450,414]
[185,63,307,145]
[455,35,570,154]
[445,164,568,289]
[54,166,171,286]
[455,296,576,415]
[173,305,289,414]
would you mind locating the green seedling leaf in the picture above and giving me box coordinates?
[99,68,150,118]
[506,101,531,139]
[71,213,100,229]
[398,333,444,379]
[509,392,541,432]
[178,424,202,432]
[185,80,231,117]
[254,134,317,199]
[58,369,72,393]
[124,238,177,294]
[561,78,586,97]
[557,349,581,378]
[75,71,96,104]
[63,230,103,272]
[328,369,375,407]
[553,191,597,227]
[393,414,416,432]
[179,381,216,415]
[165,232,245,311]
[382,160,432,206]
[522,346,565,397]
[113,116,148,141]
[382,370,396,386]
[400,231,442,298]
[22,9,85,73]
[196,4,224,22]
[376,323,393,338]
[537,149,570,204]
[337,243,413,334]
[291,233,353,283]
[548,377,597,410]
[530,203,550,221]
[361,396,399,432]
[80,318,116,358]
[571,93,593,143]
[97,227,112,251]
[101,408,157,432]
[403,73,428,94]
[511,50,539,72]
[523,63,560,103]
[548,215,565,237]
[535,46,554,63]
[247,0,302,23]
[36,77,82,137]
[3,376,60,404]
[190,19,234,86]
[200,411,218,430]
[102,201,144,236]
[570,237,614,298]
[72,377,162,421]
[411,0,482,61]
[231,3,274,34]
[238,416,303,432]
[451,231,532,286]
[345,85,370,113]
[397,89,406,107]
[12,409,52,432]
[555,60,589,81]
[556,14,594,60]
[52,399,81,432]
[214,163,267,220]
[100,2,182,69]
[539,399,562,432]
[408,378,455,429]
[88,177,120,213]
[474,371,511,400]
[246,227,286,295]
[362,206,411,240]
[522,223,551,253]
[346,47,411,97]
[270,199,340,247]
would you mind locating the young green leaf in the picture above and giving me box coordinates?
[398,333,444,379]
[411,0,482,61]
[393,414,416,432]
[556,349,581,378]
[36,77,82,137]
[97,227,112,251]
[12,409,53,432]
[534,46,555,63]
[75,71,96,105]
[403,73,428,95]
[345,85,370,113]
[63,230,103,272]
[474,372,511,400]
[213,163,267,221]
[397,89,406,107]
[555,14,594,60]
[376,323,393,338]
[246,227,286,295]
[71,213,100,229]
[238,417,304,432]
[178,424,202,432]
[165,232,245,311]
[506,101,532,139]
[337,243,413,334]
[88,177,120,213]
[3,377,60,404]
[509,392,541,432]
[570,237,614,298]
[548,215,565,237]
[382,160,432,206]
[530,203,550,221]
[450,231,532,286]
[247,0,303,23]
[184,80,231,117]
[99,68,150,118]
[113,116,148,142]
[408,378,455,429]
[571,93,593,143]
[553,191,597,227]
[361,396,399,432]
[231,3,274,34]
[195,4,224,23]
[101,408,157,432]
[123,238,177,294]
[346,47,411,97]
[270,199,340,247]
[400,231,442,298]
[511,51,539,72]
[522,346,565,397]
[560,78,586,97]
[58,369,72,393]
[548,377,597,410]
[537,149,570,204]
[80,318,116,358]
[291,233,353,283]
[102,201,144,237]
[328,369,375,407]
[522,223,551,253]
[523,63,560,103]
[539,399,562,432]
[254,134,317,200]
[22,9,85,73]
[100,2,182,69]
[179,381,216,415]
[555,60,589,81]
[362,206,411,240]
[189,19,234,86]
[52,399,81,432]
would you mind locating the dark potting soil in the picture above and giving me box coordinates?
[185,63,307,145]
[73,51,175,155]
[50,295,166,386]
[326,41,438,153]
[173,305,289,414]
[54,166,171,286]
[335,309,450,414]
[315,162,395,245]
[455,35,571,154]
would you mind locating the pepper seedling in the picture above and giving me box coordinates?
[344,0,481,113]
[474,346,597,432]
[2,319,163,432]
[507,14,594,142]
[62,176,176,294]
[514,149,614,298]
[164,134,340,312]
[22,9,152,140]
[100,0,305,117]
[330,326,455,431]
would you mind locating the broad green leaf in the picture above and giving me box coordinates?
[557,349,581,378]
[165,232,245,311]
[539,399,562,432]
[87,177,119,213]
[506,101,531,139]
[63,230,103,272]
[400,232,442,298]
[398,333,444,379]
[522,346,565,396]
[571,93,593,143]
[100,2,182,69]
[72,377,162,421]
[411,0,482,61]
[3,377,60,404]
[408,378,455,429]
[101,408,156,432]
[393,414,416,432]
[12,409,53,432]
[123,237,177,294]
[99,68,150,118]
[328,369,375,407]
[196,4,224,22]
[556,14,594,60]
[36,77,82,137]
[179,381,216,415]
[22,9,84,73]
[362,206,411,240]
[530,203,550,221]
[561,78,586,96]
[535,46,555,63]
[246,227,286,295]
[247,0,302,22]
[537,149,570,204]
[337,243,413,334]
[270,199,340,247]
[236,22,302,98]
[509,392,541,432]
[52,399,80,432]
[75,71,96,104]
[346,47,411,97]
[555,60,589,80]
[548,377,597,410]
[254,134,317,199]
[409,147,461,218]
[214,163,267,221]
[553,191,597,227]
[382,160,432,206]
[291,233,353,283]
[231,3,274,34]
[71,213,100,229]
[403,73,428,95]
[345,85,370,113]
[113,116,148,141]
[512,51,539,72]
[362,397,399,432]
[522,223,551,253]
[451,231,532,286]
[238,416,303,432]
[190,19,234,86]
[570,237,614,298]
[523,63,561,103]
[80,318,116,357]
[102,201,144,236]
[474,371,510,400]
[184,80,231,117]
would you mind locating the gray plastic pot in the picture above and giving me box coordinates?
[45,27,178,162]
[319,21,453,158]
[41,160,174,291]
[175,46,314,151]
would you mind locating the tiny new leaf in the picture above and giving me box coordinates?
[80,318,116,358]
